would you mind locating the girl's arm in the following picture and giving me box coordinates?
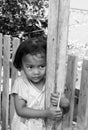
[14,94,62,120]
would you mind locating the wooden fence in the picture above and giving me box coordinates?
[0,33,20,130]
[0,33,88,130]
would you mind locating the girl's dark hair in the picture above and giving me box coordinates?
[13,37,47,71]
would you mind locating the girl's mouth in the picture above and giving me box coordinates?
[32,76,40,80]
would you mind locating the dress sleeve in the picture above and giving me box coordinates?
[11,77,28,101]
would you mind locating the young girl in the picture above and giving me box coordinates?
[11,37,69,130]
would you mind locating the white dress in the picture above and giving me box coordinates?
[11,75,45,130]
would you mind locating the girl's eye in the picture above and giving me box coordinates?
[39,65,45,69]
[27,66,33,69]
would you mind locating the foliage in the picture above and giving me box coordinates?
[0,0,48,39]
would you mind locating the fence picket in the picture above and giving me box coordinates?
[77,59,88,130]
[62,55,77,130]
[2,35,10,130]
[0,34,2,122]
[10,37,20,126]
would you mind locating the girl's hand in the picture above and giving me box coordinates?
[50,92,70,114]
[50,93,59,107]
[46,107,62,121]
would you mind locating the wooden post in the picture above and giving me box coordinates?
[46,0,70,130]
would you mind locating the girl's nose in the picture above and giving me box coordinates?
[33,68,40,74]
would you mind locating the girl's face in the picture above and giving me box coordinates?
[22,53,46,87]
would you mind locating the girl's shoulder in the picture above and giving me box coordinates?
[12,76,29,101]
[13,76,24,85]
[13,76,34,91]
[13,76,29,88]
[14,76,24,82]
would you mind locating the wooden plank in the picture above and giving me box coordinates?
[45,0,61,129]
[2,35,10,130]
[63,55,78,130]
[10,37,20,126]
[0,34,2,121]
[11,37,20,87]
[55,1,70,128]
[77,59,88,130]
[46,0,70,130]
[45,0,60,129]
[55,0,70,94]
